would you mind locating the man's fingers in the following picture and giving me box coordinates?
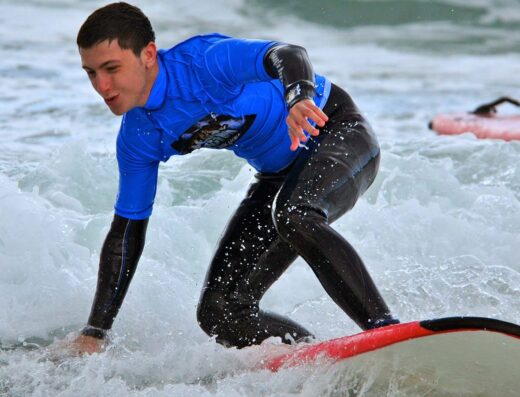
[290,115,319,136]
[289,133,300,151]
[288,124,309,151]
[286,99,330,150]
[302,119,319,136]
[289,101,328,134]
[296,100,329,126]
[307,107,328,127]
[289,126,307,142]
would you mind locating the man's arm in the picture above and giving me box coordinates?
[81,215,148,338]
[68,215,148,355]
[69,114,160,354]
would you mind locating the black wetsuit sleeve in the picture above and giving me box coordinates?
[263,43,316,108]
[81,214,148,339]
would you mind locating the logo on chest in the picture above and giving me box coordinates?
[172,113,256,154]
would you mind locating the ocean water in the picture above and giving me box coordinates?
[1,0,520,395]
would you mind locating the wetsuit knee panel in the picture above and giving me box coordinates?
[197,288,260,336]
[197,288,226,334]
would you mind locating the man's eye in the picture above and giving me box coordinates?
[107,67,119,73]
[86,70,95,78]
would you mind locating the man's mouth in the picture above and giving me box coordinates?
[104,94,119,105]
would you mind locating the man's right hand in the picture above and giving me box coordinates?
[71,334,104,355]
[58,334,105,356]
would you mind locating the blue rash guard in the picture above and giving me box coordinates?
[115,33,332,220]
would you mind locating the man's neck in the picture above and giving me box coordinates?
[141,60,160,107]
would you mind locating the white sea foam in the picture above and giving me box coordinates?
[1,0,519,395]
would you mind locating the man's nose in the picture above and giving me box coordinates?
[95,74,111,95]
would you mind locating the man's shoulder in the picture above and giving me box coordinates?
[118,109,159,144]
[160,33,232,55]
[120,108,154,132]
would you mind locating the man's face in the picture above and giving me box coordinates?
[80,40,156,115]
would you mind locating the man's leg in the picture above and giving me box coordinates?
[272,87,398,330]
[197,173,313,348]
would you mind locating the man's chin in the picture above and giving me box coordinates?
[106,104,127,116]
[107,103,137,116]
[109,108,125,116]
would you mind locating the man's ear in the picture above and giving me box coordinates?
[142,42,157,68]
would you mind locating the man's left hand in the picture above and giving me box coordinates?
[286,99,329,151]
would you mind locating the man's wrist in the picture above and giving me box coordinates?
[285,80,316,109]
[81,325,107,339]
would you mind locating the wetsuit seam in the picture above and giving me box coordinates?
[107,219,132,311]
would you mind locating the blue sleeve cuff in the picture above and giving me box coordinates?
[114,206,153,220]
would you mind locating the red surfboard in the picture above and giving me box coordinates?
[260,316,520,372]
[429,97,520,140]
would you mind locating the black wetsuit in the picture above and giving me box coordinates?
[81,40,398,344]
[196,84,396,347]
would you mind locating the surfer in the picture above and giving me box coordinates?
[70,2,399,354]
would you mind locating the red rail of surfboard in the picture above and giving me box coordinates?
[262,321,433,372]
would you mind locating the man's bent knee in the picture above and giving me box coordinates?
[197,288,229,337]
[197,288,259,347]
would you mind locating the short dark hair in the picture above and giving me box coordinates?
[77,2,155,56]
